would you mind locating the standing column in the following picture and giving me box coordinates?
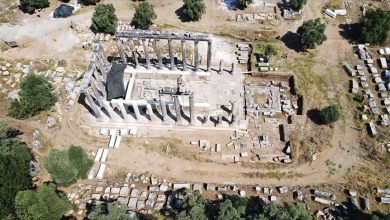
[231,62,235,74]
[155,39,163,69]
[97,78,107,100]
[194,41,199,72]
[229,100,234,115]
[132,102,141,120]
[90,85,104,107]
[129,39,139,68]
[146,104,155,121]
[85,92,101,118]
[168,39,175,70]
[181,40,187,71]
[230,114,236,126]
[174,96,182,124]
[219,60,224,73]
[189,94,195,124]
[160,98,167,121]
[118,103,131,121]
[116,40,126,63]
[142,39,151,69]
[206,41,212,72]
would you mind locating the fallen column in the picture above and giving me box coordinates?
[84,92,101,118]
[168,39,175,70]
[206,41,212,72]
[142,39,151,69]
[181,40,187,71]
[194,41,199,72]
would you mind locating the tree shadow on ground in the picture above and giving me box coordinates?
[280,31,301,52]
[175,6,190,22]
[307,109,323,125]
[339,23,361,44]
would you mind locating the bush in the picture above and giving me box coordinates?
[264,44,277,57]
[15,183,71,220]
[8,75,56,119]
[89,203,135,220]
[360,8,390,44]
[183,0,206,21]
[297,18,327,50]
[0,122,32,219]
[19,0,49,14]
[82,0,100,5]
[290,0,307,11]
[131,2,157,30]
[44,146,93,186]
[237,0,251,9]
[91,4,118,34]
[319,105,341,124]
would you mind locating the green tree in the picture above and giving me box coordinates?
[8,75,56,119]
[360,8,390,44]
[237,0,251,9]
[44,146,93,186]
[68,145,94,179]
[82,0,100,5]
[91,4,118,34]
[264,44,277,58]
[290,0,307,11]
[0,122,32,219]
[177,190,208,220]
[217,200,241,220]
[183,0,206,21]
[19,0,49,14]
[297,18,327,50]
[318,105,341,125]
[131,2,157,30]
[252,202,313,220]
[15,183,71,220]
[89,203,136,220]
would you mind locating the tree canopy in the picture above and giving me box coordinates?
[177,190,208,220]
[19,0,49,14]
[0,122,32,219]
[15,183,71,220]
[44,145,93,186]
[131,2,157,30]
[183,0,206,21]
[8,75,56,119]
[297,18,327,50]
[89,203,136,220]
[290,0,307,11]
[318,105,341,125]
[82,0,100,5]
[360,8,390,44]
[237,0,251,9]
[91,4,118,34]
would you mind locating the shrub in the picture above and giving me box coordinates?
[8,75,56,119]
[297,18,327,50]
[44,146,93,186]
[183,0,206,21]
[319,105,341,124]
[82,0,100,5]
[91,4,118,34]
[131,2,157,30]
[0,122,32,219]
[290,0,307,11]
[19,0,49,14]
[360,8,390,44]
[15,183,71,220]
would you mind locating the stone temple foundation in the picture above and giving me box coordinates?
[78,30,245,130]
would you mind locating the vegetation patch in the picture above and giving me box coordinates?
[44,145,93,186]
